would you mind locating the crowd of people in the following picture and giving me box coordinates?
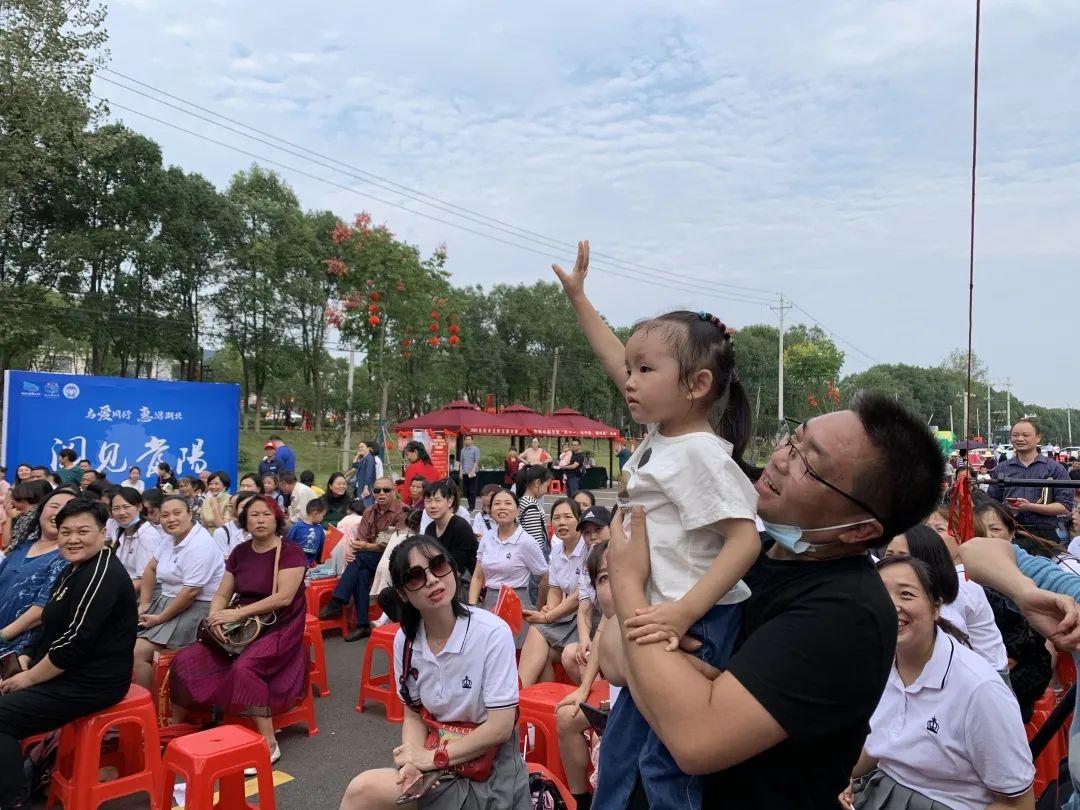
[5,245,1080,809]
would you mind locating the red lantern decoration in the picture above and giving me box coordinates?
[368,315,380,327]
[430,310,440,320]
[368,304,379,314]
[449,335,460,346]
[428,323,439,333]
[403,338,413,348]
[428,337,439,347]
[369,291,380,302]
[448,324,460,335]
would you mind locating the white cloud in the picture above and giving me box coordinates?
[98,0,1080,406]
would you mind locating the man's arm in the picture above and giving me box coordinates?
[959,537,1080,648]
[608,508,787,775]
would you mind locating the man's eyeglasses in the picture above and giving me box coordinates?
[373,487,394,494]
[402,554,453,591]
[777,418,884,526]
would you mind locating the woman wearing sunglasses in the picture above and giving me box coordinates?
[340,536,530,809]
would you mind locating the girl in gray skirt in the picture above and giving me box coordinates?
[518,497,586,687]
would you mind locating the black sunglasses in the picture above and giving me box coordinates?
[373,487,394,494]
[402,554,453,591]
[779,418,884,526]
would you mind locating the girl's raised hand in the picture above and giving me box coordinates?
[551,240,590,299]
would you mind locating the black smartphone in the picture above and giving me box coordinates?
[0,651,24,681]
[396,770,454,804]
[579,702,608,735]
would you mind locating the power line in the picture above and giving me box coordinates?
[98,67,780,300]
[787,301,880,365]
[92,94,775,309]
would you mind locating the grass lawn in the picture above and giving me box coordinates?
[238,429,618,483]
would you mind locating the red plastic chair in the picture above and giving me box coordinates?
[304,613,330,697]
[547,479,565,495]
[1026,688,1066,799]
[518,679,608,784]
[494,585,523,635]
[47,684,164,810]
[305,577,348,636]
[356,622,404,723]
[160,724,275,810]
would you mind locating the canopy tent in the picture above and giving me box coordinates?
[394,400,520,436]
[500,403,558,435]
[546,407,622,439]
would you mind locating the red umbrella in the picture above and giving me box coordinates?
[547,407,622,439]
[395,400,520,436]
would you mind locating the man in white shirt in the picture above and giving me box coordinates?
[278,471,315,527]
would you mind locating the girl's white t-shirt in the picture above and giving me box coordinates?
[619,424,758,606]
[549,536,588,594]
[212,521,248,558]
[476,525,549,589]
[944,565,1008,673]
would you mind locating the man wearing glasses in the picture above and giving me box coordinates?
[320,477,406,641]
[603,394,950,808]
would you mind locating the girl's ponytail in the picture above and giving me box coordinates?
[715,373,753,470]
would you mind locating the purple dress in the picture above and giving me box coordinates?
[170,540,308,717]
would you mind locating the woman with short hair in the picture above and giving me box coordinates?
[339,536,529,810]
[238,474,261,495]
[0,498,138,808]
[132,495,225,689]
[846,555,1034,810]
[0,489,76,662]
[403,443,439,508]
[323,472,351,527]
[201,471,232,531]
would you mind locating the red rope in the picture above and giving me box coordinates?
[949,469,976,543]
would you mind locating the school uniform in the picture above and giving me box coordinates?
[475,526,548,647]
[471,512,493,538]
[858,629,1034,810]
[393,607,529,809]
[138,523,225,648]
[420,505,472,536]
[535,535,586,650]
[212,521,248,559]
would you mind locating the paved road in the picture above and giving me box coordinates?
[273,629,403,808]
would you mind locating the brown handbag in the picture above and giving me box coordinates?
[197,541,282,659]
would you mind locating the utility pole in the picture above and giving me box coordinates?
[1005,378,1012,428]
[341,348,356,471]
[986,379,991,439]
[1069,406,1073,445]
[549,347,559,414]
[949,404,954,435]
[768,295,792,422]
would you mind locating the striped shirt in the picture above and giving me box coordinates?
[517,495,549,557]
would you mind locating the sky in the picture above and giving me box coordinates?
[96,0,1080,408]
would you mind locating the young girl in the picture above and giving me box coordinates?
[554,240,760,810]
[212,491,257,560]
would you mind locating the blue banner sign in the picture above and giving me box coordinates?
[2,371,240,484]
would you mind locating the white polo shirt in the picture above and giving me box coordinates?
[117,521,164,581]
[476,525,548,589]
[549,535,588,595]
[471,512,493,538]
[212,522,248,558]
[946,564,1008,672]
[393,606,518,725]
[154,523,225,601]
[865,630,1034,810]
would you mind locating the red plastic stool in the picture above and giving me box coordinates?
[356,622,404,723]
[305,578,348,635]
[519,680,609,784]
[47,683,163,810]
[528,764,577,810]
[224,683,319,739]
[161,724,276,810]
[304,613,330,697]
[547,479,565,495]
